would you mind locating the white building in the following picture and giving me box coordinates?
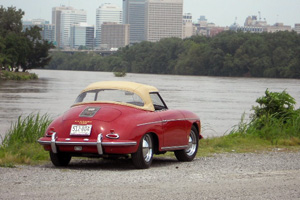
[95,4,122,48]
[183,13,193,39]
[265,23,292,33]
[70,23,94,49]
[52,6,74,47]
[123,0,146,44]
[60,9,87,48]
[145,0,183,42]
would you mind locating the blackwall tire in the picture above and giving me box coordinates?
[174,126,199,162]
[131,133,153,169]
[50,151,71,167]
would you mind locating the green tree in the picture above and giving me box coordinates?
[0,6,24,37]
[4,32,30,70]
[0,6,54,72]
[21,26,54,72]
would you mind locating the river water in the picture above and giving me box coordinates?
[1,69,300,140]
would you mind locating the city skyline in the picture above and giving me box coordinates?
[1,0,300,27]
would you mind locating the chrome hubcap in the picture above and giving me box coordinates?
[185,130,197,156]
[142,134,153,162]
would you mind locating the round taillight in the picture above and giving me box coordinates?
[46,127,56,137]
[106,132,120,139]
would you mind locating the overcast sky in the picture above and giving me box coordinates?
[1,0,300,27]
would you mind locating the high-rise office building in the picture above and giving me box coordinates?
[70,23,94,49]
[60,9,87,48]
[52,6,74,47]
[101,22,130,49]
[22,19,55,43]
[145,0,183,42]
[123,0,146,44]
[295,24,300,34]
[95,4,122,48]
[183,13,193,38]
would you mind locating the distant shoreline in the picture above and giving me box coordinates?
[0,70,38,80]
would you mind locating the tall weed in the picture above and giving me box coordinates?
[0,113,52,165]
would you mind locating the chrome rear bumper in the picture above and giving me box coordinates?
[38,133,137,155]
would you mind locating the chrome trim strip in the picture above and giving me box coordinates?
[38,140,51,145]
[185,118,200,121]
[51,133,57,153]
[39,140,137,147]
[102,142,137,146]
[137,118,199,127]
[161,145,188,150]
[163,118,199,123]
[53,141,137,147]
[56,141,98,146]
[137,120,163,127]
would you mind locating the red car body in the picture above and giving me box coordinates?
[38,81,202,169]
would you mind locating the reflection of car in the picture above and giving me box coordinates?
[38,81,202,169]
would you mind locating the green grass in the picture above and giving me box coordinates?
[0,113,51,167]
[198,134,300,157]
[0,71,38,80]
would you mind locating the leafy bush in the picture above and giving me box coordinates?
[232,90,300,144]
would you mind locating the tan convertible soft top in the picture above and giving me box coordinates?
[77,81,159,111]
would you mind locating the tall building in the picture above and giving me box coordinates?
[60,9,87,48]
[101,22,130,49]
[52,6,74,47]
[22,19,55,43]
[145,0,183,42]
[183,13,193,39]
[123,0,146,44]
[95,4,122,48]
[70,23,94,49]
[295,24,300,34]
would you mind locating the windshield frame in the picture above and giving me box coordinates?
[74,89,146,108]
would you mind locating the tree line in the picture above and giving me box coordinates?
[47,30,300,79]
[0,6,53,72]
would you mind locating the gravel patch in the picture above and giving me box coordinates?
[1,151,300,200]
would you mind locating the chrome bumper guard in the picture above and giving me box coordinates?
[97,133,103,155]
[38,133,137,155]
[51,132,57,153]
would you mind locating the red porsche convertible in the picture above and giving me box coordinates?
[38,81,202,169]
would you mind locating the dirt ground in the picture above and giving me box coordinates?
[1,151,300,200]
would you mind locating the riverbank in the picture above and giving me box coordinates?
[0,70,38,80]
[1,151,300,199]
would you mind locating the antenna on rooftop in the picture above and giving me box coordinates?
[258,11,261,21]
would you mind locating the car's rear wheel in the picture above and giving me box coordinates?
[174,126,199,162]
[50,151,72,167]
[131,133,153,169]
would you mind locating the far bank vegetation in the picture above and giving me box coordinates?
[47,31,300,79]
